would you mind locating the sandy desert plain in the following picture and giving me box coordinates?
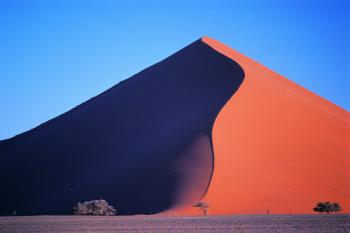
[0,214,349,233]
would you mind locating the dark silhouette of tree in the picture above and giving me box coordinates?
[193,201,209,215]
[73,199,116,216]
[313,202,341,214]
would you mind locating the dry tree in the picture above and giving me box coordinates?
[193,201,209,215]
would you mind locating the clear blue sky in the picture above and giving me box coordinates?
[0,0,348,139]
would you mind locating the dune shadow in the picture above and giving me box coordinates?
[0,39,244,215]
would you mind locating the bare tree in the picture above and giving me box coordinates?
[193,201,209,215]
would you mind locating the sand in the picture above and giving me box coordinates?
[201,37,350,214]
[0,215,349,233]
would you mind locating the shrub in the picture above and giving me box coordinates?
[193,201,209,215]
[313,202,341,214]
[73,199,116,216]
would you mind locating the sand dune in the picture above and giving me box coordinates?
[0,39,244,215]
[201,37,350,214]
[0,37,348,216]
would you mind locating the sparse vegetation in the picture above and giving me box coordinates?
[73,199,116,216]
[313,202,341,214]
[193,201,209,215]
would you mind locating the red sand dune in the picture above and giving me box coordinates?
[0,37,349,216]
[168,37,350,215]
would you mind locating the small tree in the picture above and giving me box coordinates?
[313,202,341,214]
[73,199,116,216]
[193,201,209,215]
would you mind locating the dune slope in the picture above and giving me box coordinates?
[200,37,350,214]
[0,39,244,215]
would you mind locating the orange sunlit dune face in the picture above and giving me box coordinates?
[165,37,350,215]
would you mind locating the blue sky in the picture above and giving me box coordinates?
[0,0,348,139]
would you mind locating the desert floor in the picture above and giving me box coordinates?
[0,214,349,233]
